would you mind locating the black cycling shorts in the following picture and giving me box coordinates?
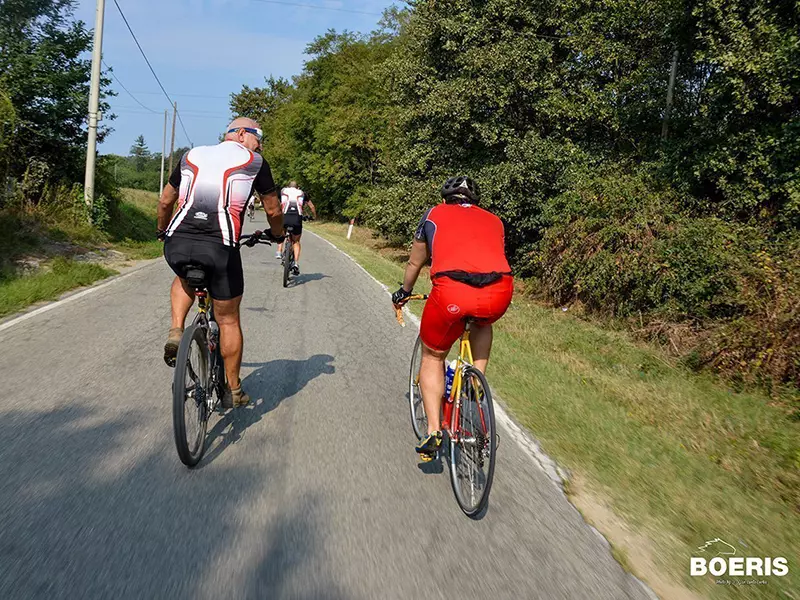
[284,213,303,236]
[164,235,244,300]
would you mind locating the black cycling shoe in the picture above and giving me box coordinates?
[291,265,300,276]
[416,431,443,462]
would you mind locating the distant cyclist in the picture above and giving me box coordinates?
[157,117,284,408]
[392,177,513,461]
[276,180,317,275]
[247,193,256,221]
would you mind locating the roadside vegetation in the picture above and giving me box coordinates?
[0,186,160,318]
[0,1,161,318]
[311,221,799,600]
[232,1,800,399]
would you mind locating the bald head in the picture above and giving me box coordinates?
[225,117,260,140]
[225,116,262,151]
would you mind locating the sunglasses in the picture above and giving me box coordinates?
[228,127,263,142]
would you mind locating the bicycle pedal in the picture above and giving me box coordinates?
[418,451,437,463]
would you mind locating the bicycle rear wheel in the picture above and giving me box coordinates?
[408,336,427,440]
[282,242,292,287]
[449,366,496,517]
[172,325,210,467]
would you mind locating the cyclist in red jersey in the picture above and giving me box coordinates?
[392,176,513,460]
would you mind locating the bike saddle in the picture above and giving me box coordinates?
[184,266,209,290]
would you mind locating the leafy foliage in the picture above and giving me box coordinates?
[230,0,799,388]
[0,0,114,187]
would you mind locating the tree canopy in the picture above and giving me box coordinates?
[231,0,800,388]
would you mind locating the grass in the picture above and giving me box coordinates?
[0,188,161,318]
[106,188,163,259]
[0,257,114,317]
[310,221,800,600]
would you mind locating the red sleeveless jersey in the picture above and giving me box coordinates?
[414,203,511,277]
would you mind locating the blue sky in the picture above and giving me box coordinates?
[74,0,397,155]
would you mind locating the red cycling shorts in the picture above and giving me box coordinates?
[420,275,514,352]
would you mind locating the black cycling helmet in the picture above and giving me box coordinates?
[441,176,480,203]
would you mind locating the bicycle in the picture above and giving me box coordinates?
[397,296,497,517]
[172,230,274,467]
[280,215,313,288]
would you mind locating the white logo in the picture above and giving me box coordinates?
[194,211,208,221]
[690,539,788,578]
[698,538,737,556]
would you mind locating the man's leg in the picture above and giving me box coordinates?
[213,296,244,390]
[419,343,447,433]
[293,235,301,263]
[170,276,194,329]
[470,323,493,374]
[164,276,194,365]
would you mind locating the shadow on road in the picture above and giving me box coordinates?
[201,355,335,466]
[289,272,330,286]
[0,405,260,597]
[242,493,347,599]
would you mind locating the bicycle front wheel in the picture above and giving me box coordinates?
[449,366,496,517]
[408,336,427,440]
[172,325,210,467]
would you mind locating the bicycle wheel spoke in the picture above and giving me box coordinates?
[449,367,496,517]
[408,336,427,439]
[173,325,210,467]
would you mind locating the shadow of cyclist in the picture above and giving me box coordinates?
[290,272,330,286]
[201,354,335,466]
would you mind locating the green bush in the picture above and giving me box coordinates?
[535,169,765,320]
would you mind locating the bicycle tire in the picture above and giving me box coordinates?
[282,242,292,288]
[408,336,428,440]
[172,325,210,467]
[449,366,496,517]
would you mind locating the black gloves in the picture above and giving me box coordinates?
[392,286,412,306]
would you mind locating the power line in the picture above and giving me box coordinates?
[250,0,382,15]
[102,60,161,114]
[111,0,194,146]
[127,91,232,100]
[114,109,228,121]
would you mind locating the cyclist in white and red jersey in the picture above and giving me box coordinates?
[156,117,284,408]
[277,180,317,275]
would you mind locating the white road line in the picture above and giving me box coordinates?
[0,260,159,334]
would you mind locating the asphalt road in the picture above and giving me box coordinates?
[0,222,655,599]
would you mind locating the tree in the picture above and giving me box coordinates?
[130,135,150,172]
[0,0,115,184]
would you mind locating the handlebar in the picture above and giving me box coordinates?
[395,294,428,327]
[240,230,284,247]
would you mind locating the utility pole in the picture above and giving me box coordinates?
[167,102,177,176]
[83,0,106,217]
[661,50,679,141]
[160,109,167,192]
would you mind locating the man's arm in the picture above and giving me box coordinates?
[306,200,317,220]
[157,183,180,233]
[402,239,430,292]
[260,191,284,238]
[252,161,283,238]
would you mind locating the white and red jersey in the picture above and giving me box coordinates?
[280,187,305,215]
[166,141,275,247]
